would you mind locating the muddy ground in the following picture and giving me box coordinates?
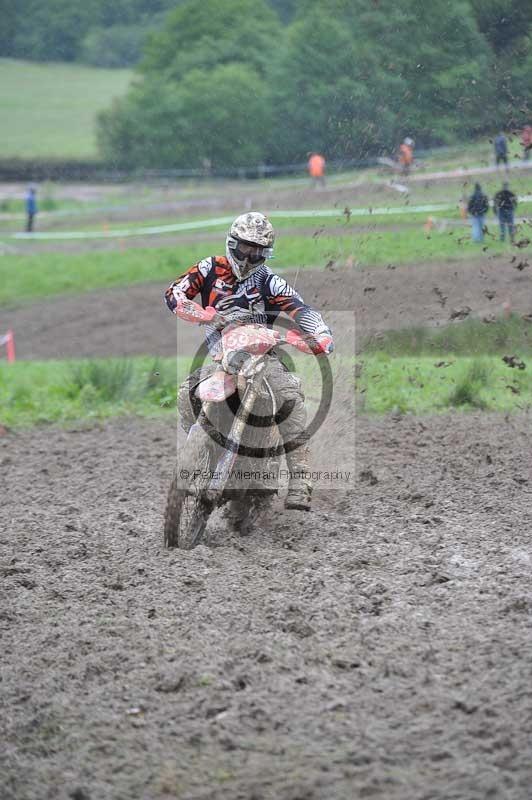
[2,411,532,799]
[2,253,531,360]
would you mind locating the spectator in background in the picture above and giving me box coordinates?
[307,152,326,188]
[494,132,509,172]
[493,182,517,243]
[398,137,414,175]
[25,186,37,232]
[521,125,532,161]
[467,183,489,242]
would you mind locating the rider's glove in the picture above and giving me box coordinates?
[310,333,334,355]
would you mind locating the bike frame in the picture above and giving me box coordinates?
[199,355,270,497]
[176,306,316,502]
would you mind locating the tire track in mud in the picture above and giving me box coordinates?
[1,412,532,799]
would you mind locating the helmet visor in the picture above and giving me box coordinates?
[227,237,273,264]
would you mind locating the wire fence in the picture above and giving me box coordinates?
[1,146,529,184]
[0,152,438,184]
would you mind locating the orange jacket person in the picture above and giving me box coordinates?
[398,138,414,174]
[308,152,326,187]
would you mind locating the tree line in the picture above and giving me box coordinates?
[0,0,177,67]
[98,0,532,168]
[0,0,296,67]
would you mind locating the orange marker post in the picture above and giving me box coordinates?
[1,330,16,363]
[6,330,15,362]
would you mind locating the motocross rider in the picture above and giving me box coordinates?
[164,212,333,511]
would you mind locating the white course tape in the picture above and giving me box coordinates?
[5,197,532,241]
[10,215,236,241]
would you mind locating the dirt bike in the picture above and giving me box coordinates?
[163,299,314,550]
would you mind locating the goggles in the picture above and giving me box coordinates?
[227,237,274,264]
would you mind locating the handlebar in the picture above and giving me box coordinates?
[279,328,315,354]
[174,297,322,355]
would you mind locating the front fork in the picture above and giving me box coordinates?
[205,381,259,497]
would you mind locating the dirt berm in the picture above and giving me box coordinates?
[3,254,531,360]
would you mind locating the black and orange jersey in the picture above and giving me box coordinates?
[165,256,331,354]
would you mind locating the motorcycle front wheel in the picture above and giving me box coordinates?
[163,424,215,550]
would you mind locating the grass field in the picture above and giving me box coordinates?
[356,317,532,413]
[0,59,131,159]
[0,357,180,427]
[358,354,532,414]
[2,351,531,428]
[1,227,529,307]
[363,315,532,356]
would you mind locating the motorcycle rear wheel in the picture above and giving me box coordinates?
[163,425,215,550]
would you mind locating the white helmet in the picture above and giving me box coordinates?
[226,212,274,281]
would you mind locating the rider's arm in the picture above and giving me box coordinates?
[265,274,334,354]
[165,258,227,335]
[164,258,211,312]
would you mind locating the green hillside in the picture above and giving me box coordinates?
[0,59,132,160]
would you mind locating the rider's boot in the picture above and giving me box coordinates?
[284,446,312,511]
